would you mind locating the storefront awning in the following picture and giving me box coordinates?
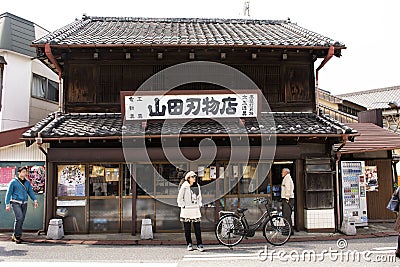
[335,123,400,154]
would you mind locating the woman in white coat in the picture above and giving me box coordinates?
[177,171,204,252]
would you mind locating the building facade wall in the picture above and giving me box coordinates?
[0,51,31,130]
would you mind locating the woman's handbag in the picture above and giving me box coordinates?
[387,187,400,212]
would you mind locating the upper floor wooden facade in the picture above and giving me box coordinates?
[60,47,316,113]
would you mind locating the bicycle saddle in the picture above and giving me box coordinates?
[237,208,248,213]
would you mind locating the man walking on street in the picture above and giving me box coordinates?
[5,166,38,243]
[281,168,294,235]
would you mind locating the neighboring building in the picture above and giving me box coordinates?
[318,88,366,123]
[338,86,400,133]
[0,12,58,231]
[0,127,47,231]
[0,12,59,131]
[334,123,400,223]
[339,86,400,202]
[23,16,356,235]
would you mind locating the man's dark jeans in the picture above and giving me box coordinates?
[11,202,28,237]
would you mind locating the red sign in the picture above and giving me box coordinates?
[0,167,16,184]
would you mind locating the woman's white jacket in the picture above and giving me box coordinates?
[177,181,202,219]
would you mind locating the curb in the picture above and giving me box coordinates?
[1,231,397,246]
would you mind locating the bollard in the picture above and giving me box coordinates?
[340,215,356,236]
[140,218,153,239]
[46,219,64,239]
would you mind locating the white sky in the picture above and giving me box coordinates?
[2,0,399,95]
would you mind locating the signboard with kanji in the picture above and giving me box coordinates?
[124,93,258,120]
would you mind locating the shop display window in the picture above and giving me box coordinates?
[239,163,257,194]
[136,164,155,196]
[222,162,270,196]
[155,200,181,231]
[89,198,119,232]
[122,164,133,196]
[56,206,86,233]
[89,164,119,196]
[226,164,239,195]
[121,198,132,232]
[155,163,187,196]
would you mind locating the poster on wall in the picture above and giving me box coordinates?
[90,165,105,177]
[202,168,211,181]
[0,167,16,190]
[105,168,119,182]
[218,167,225,179]
[233,165,239,178]
[197,166,205,177]
[365,166,378,191]
[58,165,86,196]
[28,166,45,194]
[210,166,217,179]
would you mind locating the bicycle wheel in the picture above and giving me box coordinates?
[263,215,291,246]
[215,214,245,247]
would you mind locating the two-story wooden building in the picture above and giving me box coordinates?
[22,16,356,235]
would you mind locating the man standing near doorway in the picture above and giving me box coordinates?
[281,168,294,235]
[5,166,38,244]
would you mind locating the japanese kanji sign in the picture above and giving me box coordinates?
[124,93,258,120]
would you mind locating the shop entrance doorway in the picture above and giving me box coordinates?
[270,161,295,226]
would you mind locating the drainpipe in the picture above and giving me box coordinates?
[333,134,347,232]
[35,113,59,235]
[335,151,342,231]
[35,132,47,156]
[33,131,47,235]
[45,43,63,113]
[315,45,335,115]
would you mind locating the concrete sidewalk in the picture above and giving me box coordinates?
[0,223,397,246]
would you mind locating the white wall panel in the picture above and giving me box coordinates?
[0,142,48,161]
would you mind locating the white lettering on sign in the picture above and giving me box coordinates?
[124,94,258,120]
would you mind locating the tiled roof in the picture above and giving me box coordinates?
[338,85,400,110]
[22,112,355,139]
[32,16,345,48]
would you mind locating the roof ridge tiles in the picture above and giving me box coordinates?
[84,16,289,25]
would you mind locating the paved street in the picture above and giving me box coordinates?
[1,236,399,267]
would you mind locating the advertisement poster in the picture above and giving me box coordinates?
[218,167,225,179]
[58,165,86,196]
[105,168,119,182]
[197,166,205,177]
[29,166,45,194]
[0,167,16,190]
[365,166,378,191]
[202,168,210,181]
[210,166,217,179]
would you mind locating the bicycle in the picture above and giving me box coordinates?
[215,197,292,247]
